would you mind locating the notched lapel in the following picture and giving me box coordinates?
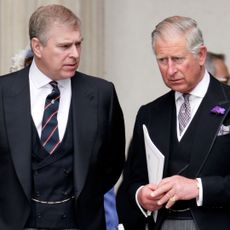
[71,76,97,195]
[4,76,31,201]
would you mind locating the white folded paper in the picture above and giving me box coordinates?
[143,124,165,221]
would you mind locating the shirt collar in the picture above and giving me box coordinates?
[29,60,71,89]
[175,70,210,101]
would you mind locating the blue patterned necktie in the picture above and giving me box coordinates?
[41,81,60,154]
[178,93,191,134]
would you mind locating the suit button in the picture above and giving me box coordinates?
[35,191,40,197]
[61,213,67,219]
[64,169,70,175]
[63,191,69,196]
[37,213,41,219]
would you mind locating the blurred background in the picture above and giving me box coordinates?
[1,0,230,151]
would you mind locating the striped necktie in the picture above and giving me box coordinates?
[41,81,60,154]
[178,93,191,134]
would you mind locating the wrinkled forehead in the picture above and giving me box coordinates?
[44,21,81,40]
[154,33,189,53]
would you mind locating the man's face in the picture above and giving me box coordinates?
[154,35,206,93]
[33,23,83,80]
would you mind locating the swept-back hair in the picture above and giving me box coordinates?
[29,4,81,45]
[151,16,204,55]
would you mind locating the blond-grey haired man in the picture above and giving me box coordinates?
[0,4,125,230]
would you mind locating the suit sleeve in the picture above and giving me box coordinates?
[100,83,125,192]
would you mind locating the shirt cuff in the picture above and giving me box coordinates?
[135,186,151,217]
[196,178,203,206]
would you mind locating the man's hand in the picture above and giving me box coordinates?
[137,184,163,211]
[150,175,199,209]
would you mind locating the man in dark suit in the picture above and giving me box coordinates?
[0,4,125,230]
[120,16,230,230]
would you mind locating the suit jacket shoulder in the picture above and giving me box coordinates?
[135,90,174,126]
[0,67,30,96]
[73,71,115,91]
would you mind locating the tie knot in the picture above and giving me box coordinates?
[50,81,58,88]
[183,93,190,102]
[49,81,60,96]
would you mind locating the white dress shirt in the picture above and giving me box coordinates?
[29,60,71,141]
[175,70,210,141]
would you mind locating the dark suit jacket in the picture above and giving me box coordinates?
[0,67,125,230]
[124,76,230,230]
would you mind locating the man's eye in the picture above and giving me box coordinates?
[76,42,82,46]
[60,44,71,49]
[158,58,168,65]
[172,57,184,64]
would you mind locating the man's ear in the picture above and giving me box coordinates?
[31,37,43,58]
[198,45,207,66]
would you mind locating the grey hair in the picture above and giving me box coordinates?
[151,16,204,55]
[29,4,81,45]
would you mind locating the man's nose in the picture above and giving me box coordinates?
[167,59,177,76]
[70,45,80,58]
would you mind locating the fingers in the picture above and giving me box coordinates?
[169,196,176,202]
[137,184,163,211]
[150,176,180,206]
[138,176,197,211]
[156,190,176,206]
[150,181,174,200]
[166,195,177,209]
[151,176,199,207]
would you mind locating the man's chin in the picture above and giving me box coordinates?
[170,85,187,93]
[63,70,77,78]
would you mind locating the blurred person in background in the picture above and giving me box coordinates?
[205,51,230,84]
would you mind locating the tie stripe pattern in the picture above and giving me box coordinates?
[41,81,60,154]
[178,93,191,134]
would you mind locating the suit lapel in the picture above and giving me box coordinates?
[187,77,230,177]
[71,73,97,195]
[4,69,31,201]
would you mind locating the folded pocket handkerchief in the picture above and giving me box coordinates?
[217,124,230,136]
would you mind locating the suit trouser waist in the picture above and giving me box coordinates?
[165,208,192,220]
